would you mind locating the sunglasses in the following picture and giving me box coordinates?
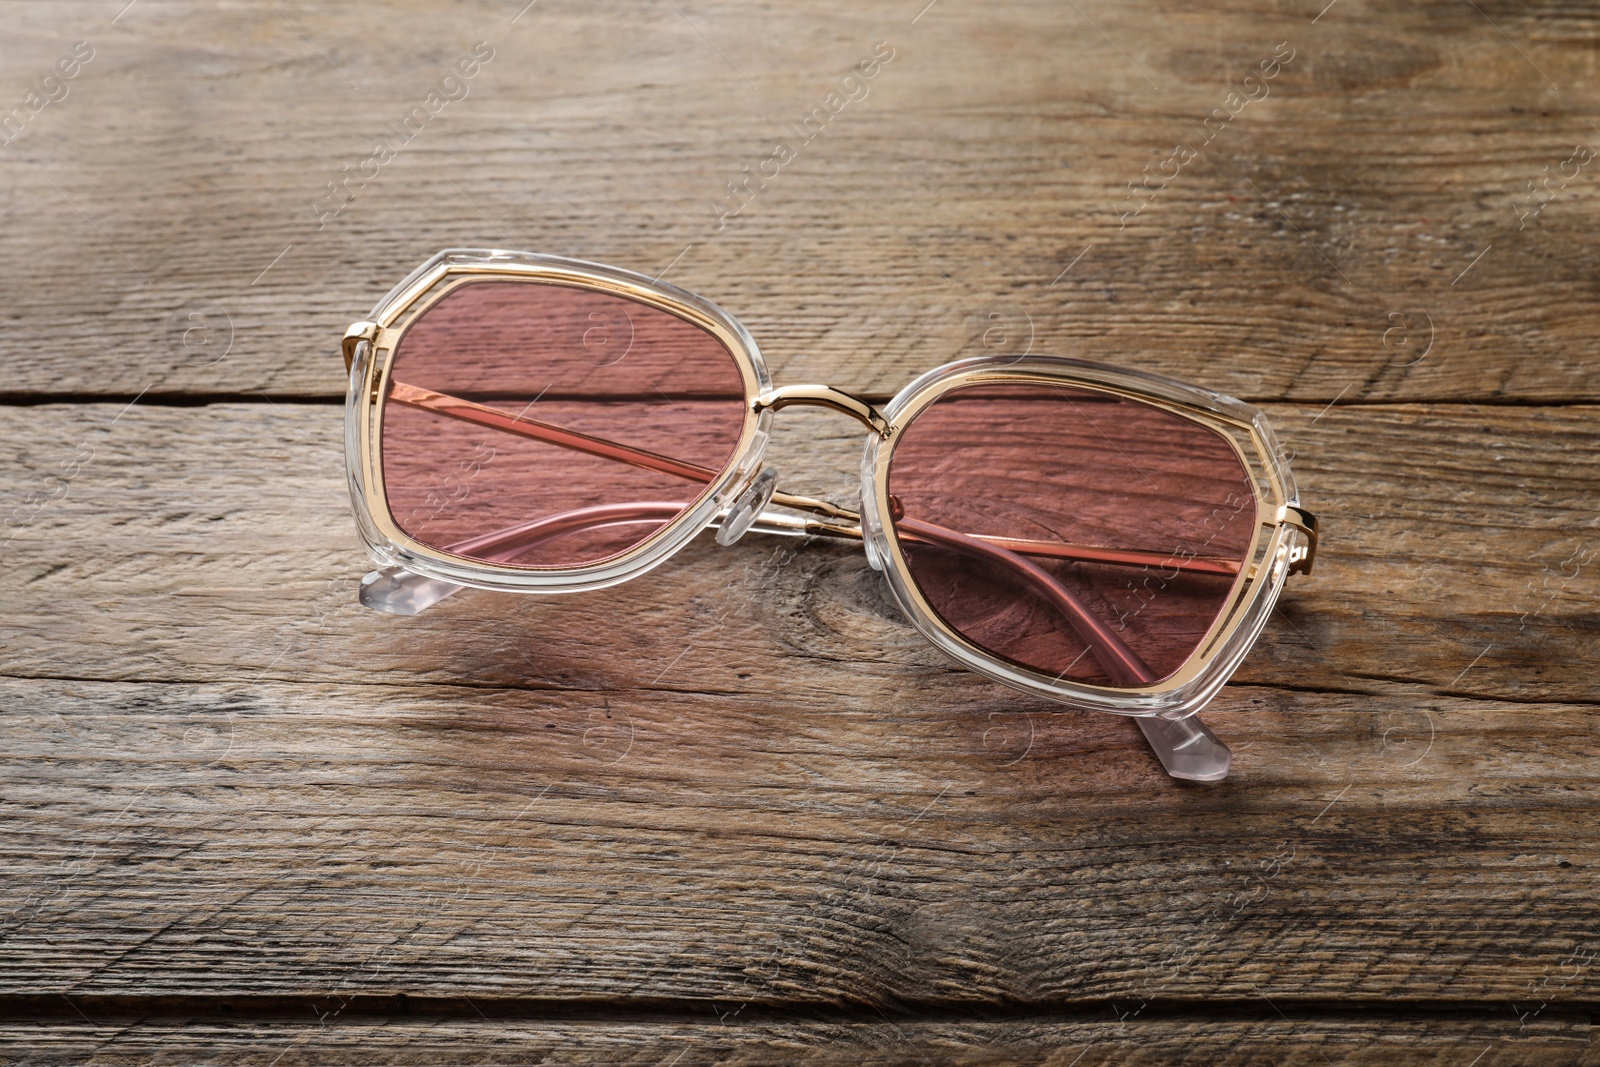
[342,250,1317,782]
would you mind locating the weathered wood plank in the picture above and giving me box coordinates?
[4,0,1599,1054]
[3,401,1591,1011]
[0,1012,1588,1066]
[1,674,1597,1005]
[0,401,1593,702]
[1,1,1598,401]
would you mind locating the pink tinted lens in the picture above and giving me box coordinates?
[380,280,747,568]
[887,384,1258,687]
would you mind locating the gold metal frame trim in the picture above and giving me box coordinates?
[1278,504,1318,575]
[752,384,891,438]
[866,366,1300,701]
[351,260,767,580]
[341,256,1317,710]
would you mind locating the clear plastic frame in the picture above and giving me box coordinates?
[861,356,1311,721]
[343,250,1319,782]
[345,249,775,595]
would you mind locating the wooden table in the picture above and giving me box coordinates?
[2,1,1596,1062]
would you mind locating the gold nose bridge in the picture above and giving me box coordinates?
[751,384,891,438]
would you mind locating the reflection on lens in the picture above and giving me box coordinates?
[887,384,1257,687]
[380,281,747,568]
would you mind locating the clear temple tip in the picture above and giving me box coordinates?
[359,567,464,615]
[1136,713,1232,782]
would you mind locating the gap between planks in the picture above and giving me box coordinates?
[2,671,1595,712]
[0,993,1591,1026]
[2,393,1598,409]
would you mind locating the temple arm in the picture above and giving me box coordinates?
[357,497,1231,780]
[376,380,1220,679]
[360,501,812,612]
[385,382,1242,576]
[366,502,1149,686]
[369,381,1236,780]
[894,517,1154,687]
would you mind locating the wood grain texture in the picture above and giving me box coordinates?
[1,403,1593,702]
[0,1013,1590,1066]
[1,0,1599,401]
[3,673,1599,1007]
[1,401,1598,1025]
[2,0,1597,1060]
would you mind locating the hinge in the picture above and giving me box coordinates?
[342,321,378,373]
[1277,504,1318,576]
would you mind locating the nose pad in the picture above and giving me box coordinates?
[863,535,885,571]
[861,493,885,571]
[715,468,780,546]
